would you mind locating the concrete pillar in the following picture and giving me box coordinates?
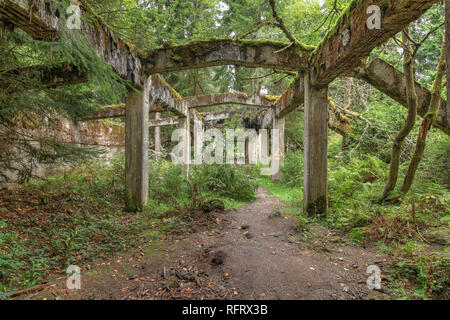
[154,112,161,155]
[304,71,328,215]
[178,113,191,177]
[272,115,285,181]
[125,79,150,212]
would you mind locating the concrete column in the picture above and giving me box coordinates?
[304,71,328,215]
[178,113,191,177]
[125,79,150,212]
[154,112,161,155]
[272,115,285,181]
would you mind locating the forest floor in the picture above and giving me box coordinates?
[14,188,392,300]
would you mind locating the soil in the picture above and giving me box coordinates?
[15,188,392,300]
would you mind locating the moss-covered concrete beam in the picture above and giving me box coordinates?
[310,0,440,87]
[352,58,449,135]
[274,75,305,118]
[144,39,312,74]
[0,0,146,87]
[149,117,179,127]
[185,92,276,109]
[201,111,235,122]
[148,111,234,128]
[1,63,88,94]
[148,75,189,117]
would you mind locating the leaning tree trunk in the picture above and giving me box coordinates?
[382,30,418,200]
[400,38,446,194]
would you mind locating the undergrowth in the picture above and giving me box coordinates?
[0,155,256,298]
[257,133,449,299]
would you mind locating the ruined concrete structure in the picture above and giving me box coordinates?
[1,0,445,213]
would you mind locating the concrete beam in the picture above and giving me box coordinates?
[147,111,234,128]
[201,111,235,122]
[274,76,305,118]
[352,58,449,135]
[84,75,188,120]
[148,75,189,117]
[148,117,179,127]
[0,0,145,86]
[310,0,440,87]
[144,39,312,74]
[185,92,276,109]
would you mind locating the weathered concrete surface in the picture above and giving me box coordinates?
[148,75,188,117]
[185,92,276,109]
[0,0,145,86]
[353,58,449,135]
[275,75,304,118]
[84,75,188,119]
[0,117,125,184]
[148,111,234,128]
[148,117,179,127]
[125,79,150,212]
[304,73,328,215]
[144,39,312,73]
[310,0,440,87]
[201,111,235,122]
[1,63,88,94]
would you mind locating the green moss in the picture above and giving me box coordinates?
[309,0,365,62]
[264,95,281,103]
[148,38,314,60]
[305,195,328,216]
[155,75,183,101]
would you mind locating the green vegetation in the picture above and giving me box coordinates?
[0,0,447,302]
[0,157,256,298]
[257,131,449,299]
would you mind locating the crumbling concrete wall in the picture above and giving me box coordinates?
[1,117,126,184]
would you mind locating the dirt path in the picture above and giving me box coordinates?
[20,188,390,300]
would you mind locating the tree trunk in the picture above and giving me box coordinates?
[400,39,446,193]
[382,30,418,200]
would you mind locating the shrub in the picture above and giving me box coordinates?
[281,149,304,187]
[191,164,257,201]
